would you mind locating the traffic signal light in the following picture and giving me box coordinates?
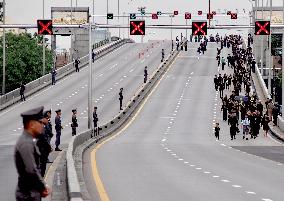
[152,13,158,19]
[107,13,113,19]
[198,11,202,15]
[207,13,213,19]
[185,12,191,19]
[130,13,136,19]
[141,10,145,15]
[174,11,178,15]
[130,20,145,35]
[212,11,216,15]
[192,21,207,35]
[231,13,237,19]
[255,20,270,35]
[157,11,162,16]
[37,19,53,35]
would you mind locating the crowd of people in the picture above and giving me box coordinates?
[212,34,280,141]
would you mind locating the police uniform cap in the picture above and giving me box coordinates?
[21,106,44,121]
[43,110,51,118]
[55,109,61,113]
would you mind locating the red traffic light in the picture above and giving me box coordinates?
[152,13,158,19]
[255,20,270,35]
[130,20,145,35]
[37,19,53,35]
[192,21,207,35]
[185,12,191,19]
[174,11,178,15]
[231,13,237,19]
[198,11,202,15]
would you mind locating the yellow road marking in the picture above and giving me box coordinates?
[91,53,180,201]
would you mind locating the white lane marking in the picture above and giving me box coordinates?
[60,101,63,104]
[72,94,75,96]
[99,74,103,77]
[178,158,184,161]
[262,199,273,201]
[232,185,241,188]
[220,144,227,147]
[69,96,72,98]
[221,179,230,183]
[168,127,171,129]
[65,124,68,127]
[184,162,189,164]
[13,130,17,132]
[196,167,202,170]
[129,69,134,72]
[204,171,211,174]
[213,175,220,178]
[191,72,194,75]
[166,150,171,152]
[123,75,127,78]
[246,191,256,195]
[171,154,176,156]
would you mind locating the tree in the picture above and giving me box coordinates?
[0,32,53,93]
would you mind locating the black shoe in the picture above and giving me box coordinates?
[55,148,62,151]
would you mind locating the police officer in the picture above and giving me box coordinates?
[144,66,148,83]
[119,88,123,110]
[93,106,99,136]
[161,49,165,62]
[51,69,57,85]
[54,109,63,151]
[45,110,53,144]
[37,111,52,177]
[20,83,26,101]
[14,106,50,201]
[74,58,80,72]
[71,109,78,136]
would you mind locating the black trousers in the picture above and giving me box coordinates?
[72,127,76,136]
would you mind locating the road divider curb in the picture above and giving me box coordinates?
[66,43,182,200]
[0,39,134,111]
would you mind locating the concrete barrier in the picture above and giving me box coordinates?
[66,46,181,200]
[0,39,134,111]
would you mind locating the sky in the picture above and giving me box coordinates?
[5,0,284,50]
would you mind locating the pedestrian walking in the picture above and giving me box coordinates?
[262,114,270,137]
[71,109,78,136]
[20,83,26,101]
[14,106,50,200]
[214,123,220,140]
[214,75,219,91]
[119,88,123,110]
[75,58,80,72]
[54,109,63,151]
[241,115,250,140]
[93,106,99,136]
[144,66,148,83]
[221,57,226,70]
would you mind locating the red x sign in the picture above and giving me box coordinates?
[185,12,191,19]
[255,20,270,35]
[192,21,207,35]
[231,13,237,19]
[152,13,158,19]
[207,13,213,19]
[37,20,53,35]
[198,11,202,15]
[130,20,145,35]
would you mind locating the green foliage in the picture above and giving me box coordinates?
[0,32,53,93]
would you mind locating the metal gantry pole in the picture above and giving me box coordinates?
[2,0,6,94]
[88,19,93,130]
[42,0,46,76]
[118,0,120,38]
[186,19,188,40]
[282,29,284,116]
[170,15,173,41]
[260,0,264,75]
[268,0,272,95]
[107,0,109,25]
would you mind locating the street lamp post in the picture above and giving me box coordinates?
[2,0,5,94]
[42,0,46,76]
[88,18,93,131]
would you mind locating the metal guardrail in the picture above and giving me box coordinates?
[0,39,134,111]
[66,44,181,201]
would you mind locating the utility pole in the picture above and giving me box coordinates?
[268,0,272,95]
[118,0,120,38]
[42,0,46,76]
[260,0,264,75]
[88,18,93,130]
[2,0,5,94]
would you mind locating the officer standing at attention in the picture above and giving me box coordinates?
[71,109,78,136]
[74,58,80,72]
[144,66,148,83]
[37,111,52,177]
[93,106,99,136]
[119,88,124,110]
[55,109,63,151]
[14,106,50,200]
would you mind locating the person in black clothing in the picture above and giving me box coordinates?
[161,49,165,62]
[119,88,123,110]
[75,59,80,72]
[214,123,220,140]
[51,69,57,85]
[93,106,99,136]
[144,66,148,83]
[214,75,219,91]
[262,114,270,137]
[20,83,26,101]
[37,113,52,177]
[229,112,238,140]
[219,81,224,98]
[272,103,280,126]
[54,109,63,151]
[71,109,78,136]
[221,100,228,121]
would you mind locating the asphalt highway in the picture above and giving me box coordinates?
[86,42,284,201]
[0,40,171,200]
